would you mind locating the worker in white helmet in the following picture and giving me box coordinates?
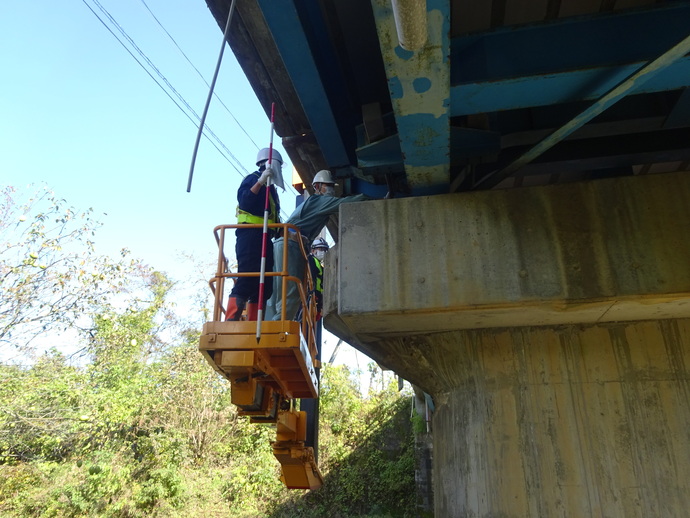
[308,237,329,320]
[265,169,369,321]
[226,148,282,321]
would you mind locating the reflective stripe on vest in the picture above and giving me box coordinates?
[236,174,278,224]
[237,209,276,225]
[313,259,324,293]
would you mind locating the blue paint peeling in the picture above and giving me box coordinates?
[413,77,432,94]
[397,113,448,167]
[395,46,415,61]
[371,0,451,189]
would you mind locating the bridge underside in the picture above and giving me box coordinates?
[324,171,690,516]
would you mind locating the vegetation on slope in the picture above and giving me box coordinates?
[0,186,416,517]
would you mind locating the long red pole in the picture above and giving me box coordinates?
[256,103,276,342]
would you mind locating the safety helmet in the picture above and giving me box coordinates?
[312,237,329,250]
[256,148,283,167]
[312,169,337,187]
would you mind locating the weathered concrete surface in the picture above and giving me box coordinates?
[322,172,690,517]
[328,171,690,339]
[428,320,690,517]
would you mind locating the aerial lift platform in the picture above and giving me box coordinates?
[199,223,323,490]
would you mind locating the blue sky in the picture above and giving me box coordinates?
[1,0,373,378]
[1,0,295,276]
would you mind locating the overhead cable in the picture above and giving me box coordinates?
[83,0,300,218]
[138,0,260,150]
[90,0,248,177]
[81,0,248,177]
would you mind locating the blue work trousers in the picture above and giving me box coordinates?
[230,227,274,304]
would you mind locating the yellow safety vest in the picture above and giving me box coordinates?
[236,177,279,224]
[313,258,323,293]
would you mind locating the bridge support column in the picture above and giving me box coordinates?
[429,320,690,517]
[324,171,690,517]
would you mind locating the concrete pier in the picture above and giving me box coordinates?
[324,171,690,517]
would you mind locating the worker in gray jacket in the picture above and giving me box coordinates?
[265,170,368,321]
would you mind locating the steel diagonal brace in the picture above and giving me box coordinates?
[474,31,690,190]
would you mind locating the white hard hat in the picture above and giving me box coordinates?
[312,169,337,186]
[256,148,283,166]
[312,237,329,250]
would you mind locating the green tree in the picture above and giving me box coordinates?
[0,269,190,516]
[271,364,416,518]
[0,186,417,517]
[0,350,88,464]
[0,185,137,353]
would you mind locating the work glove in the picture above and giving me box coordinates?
[257,166,273,185]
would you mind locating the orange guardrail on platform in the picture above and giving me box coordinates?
[199,223,323,490]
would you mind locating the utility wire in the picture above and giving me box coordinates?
[80,0,236,170]
[91,0,248,177]
[135,0,300,216]
[83,0,300,219]
[82,0,249,177]
[138,0,260,150]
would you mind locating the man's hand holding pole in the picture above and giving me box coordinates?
[257,167,273,185]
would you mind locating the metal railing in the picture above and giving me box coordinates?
[207,223,319,358]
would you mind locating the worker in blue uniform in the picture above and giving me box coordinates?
[265,170,368,321]
[226,148,282,320]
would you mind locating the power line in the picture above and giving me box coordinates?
[130,0,307,209]
[91,0,249,176]
[82,0,303,218]
[81,0,249,177]
[138,0,260,150]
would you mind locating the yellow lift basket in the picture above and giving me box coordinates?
[199,223,324,490]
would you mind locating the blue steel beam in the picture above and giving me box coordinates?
[451,59,690,116]
[450,3,690,116]
[370,0,451,195]
[257,0,351,168]
[475,31,690,189]
[452,3,690,83]
[356,127,500,173]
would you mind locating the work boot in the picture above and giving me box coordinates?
[246,302,259,321]
[226,296,247,321]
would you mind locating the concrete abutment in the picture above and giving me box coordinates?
[324,172,690,517]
